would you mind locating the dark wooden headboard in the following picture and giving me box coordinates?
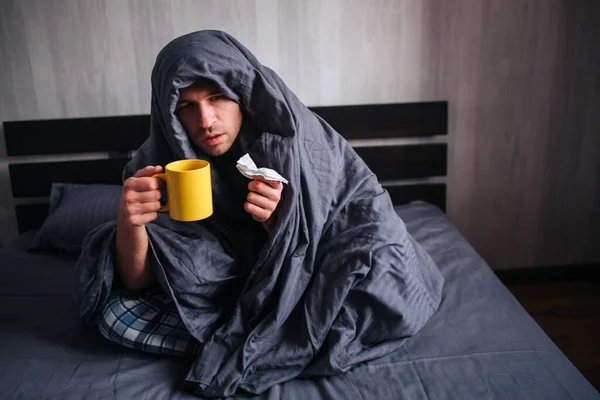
[4,101,448,233]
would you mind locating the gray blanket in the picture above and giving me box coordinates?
[74,30,444,397]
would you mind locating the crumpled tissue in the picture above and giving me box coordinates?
[236,154,288,184]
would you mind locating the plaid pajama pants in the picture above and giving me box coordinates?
[99,289,199,356]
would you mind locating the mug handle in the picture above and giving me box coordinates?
[152,173,169,212]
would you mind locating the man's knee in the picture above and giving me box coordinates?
[97,290,196,356]
[98,292,144,345]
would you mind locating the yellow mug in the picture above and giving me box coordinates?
[152,159,213,221]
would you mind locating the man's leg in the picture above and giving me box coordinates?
[99,288,198,356]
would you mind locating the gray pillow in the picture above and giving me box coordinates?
[31,183,123,256]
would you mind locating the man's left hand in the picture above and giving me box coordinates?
[245,177,283,232]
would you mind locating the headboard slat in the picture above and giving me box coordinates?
[311,101,447,139]
[355,144,447,181]
[4,102,448,156]
[8,145,446,198]
[9,159,128,198]
[4,115,149,156]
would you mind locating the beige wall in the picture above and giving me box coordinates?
[1,0,598,268]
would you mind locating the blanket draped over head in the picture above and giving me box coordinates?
[74,30,444,397]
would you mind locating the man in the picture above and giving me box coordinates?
[95,78,284,358]
[116,78,283,293]
[75,30,443,397]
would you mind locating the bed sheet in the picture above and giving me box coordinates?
[0,202,597,399]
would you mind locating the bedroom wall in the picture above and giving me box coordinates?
[0,0,598,268]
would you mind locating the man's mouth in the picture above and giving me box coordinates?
[202,133,224,146]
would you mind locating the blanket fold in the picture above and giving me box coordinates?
[74,30,444,397]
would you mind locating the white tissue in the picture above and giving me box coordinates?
[236,154,289,184]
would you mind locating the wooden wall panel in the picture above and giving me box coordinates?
[417,0,600,268]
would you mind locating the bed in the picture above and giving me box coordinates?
[2,102,598,399]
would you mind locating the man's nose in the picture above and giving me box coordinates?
[198,105,217,129]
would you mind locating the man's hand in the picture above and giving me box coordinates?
[245,177,283,232]
[120,166,164,227]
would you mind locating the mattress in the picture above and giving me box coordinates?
[0,202,597,399]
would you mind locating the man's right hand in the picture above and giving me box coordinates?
[115,165,162,292]
[119,165,164,227]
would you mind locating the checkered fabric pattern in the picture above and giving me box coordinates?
[99,289,198,356]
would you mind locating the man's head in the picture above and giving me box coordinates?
[142,30,296,168]
[176,78,243,157]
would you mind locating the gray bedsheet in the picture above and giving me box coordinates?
[0,202,597,399]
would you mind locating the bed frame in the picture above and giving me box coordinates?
[4,102,448,233]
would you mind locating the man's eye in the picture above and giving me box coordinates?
[211,95,224,101]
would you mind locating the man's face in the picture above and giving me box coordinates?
[175,79,242,157]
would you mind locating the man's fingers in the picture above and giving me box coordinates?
[244,202,271,222]
[125,176,164,192]
[123,198,161,215]
[132,201,162,214]
[124,189,162,204]
[119,166,165,227]
[245,178,283,226]
[269,180,283,190]
[246,191,276,211]
[251,176,283,189]
[134,165,163,178]
[122,200,161,225]
[248,180,282,202]
[127,166,164,194]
